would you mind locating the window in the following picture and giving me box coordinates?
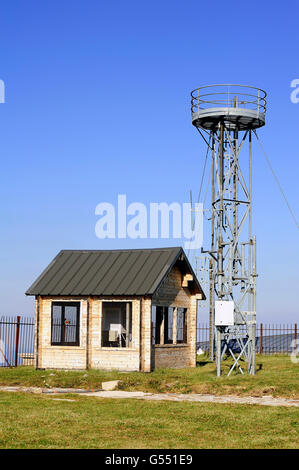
[51,302,80,346]
[154,306,163,345]
[152,306,174,345]
[102,302,132,348]
[164,307,173,344]
[176,308,187,343]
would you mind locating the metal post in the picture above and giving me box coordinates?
[209,133,216,360]
[251,316,256,375]
[218,123,224,299]
[209,258,214,360]
[259,323,263,354]
[216,328,221,377]
[0,319,11,367]
[251,235,256,374]
[15,316,21,367]
[249,131,252,316]
[233,129,239,280]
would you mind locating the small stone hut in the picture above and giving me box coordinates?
[26,247,205,371]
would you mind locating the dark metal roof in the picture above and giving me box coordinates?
[26,247,205,298]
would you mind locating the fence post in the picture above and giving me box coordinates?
[295,323,297,351]
[259,323,263,354]
[0,319,11,367]
[15,316,21,367]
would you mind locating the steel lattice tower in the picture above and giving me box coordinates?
[191,84,267,376]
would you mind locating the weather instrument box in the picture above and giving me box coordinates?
[215,301,235,326]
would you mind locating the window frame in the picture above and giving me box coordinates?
[163,307,174,345]
[51,301,80,347]
[101,301,133,349]
[152,306,176,346]
[176,307,188,344]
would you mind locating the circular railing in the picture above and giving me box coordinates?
[191,84,267,115]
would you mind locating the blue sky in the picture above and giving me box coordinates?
[0,0,298,322]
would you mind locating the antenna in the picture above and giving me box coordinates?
[190,84,267,376]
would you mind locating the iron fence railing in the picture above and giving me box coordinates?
[0,316,35,367]
[0,316,297,368]
[197,323,298,355]
[191,84,267,114]
[256,323,297,355]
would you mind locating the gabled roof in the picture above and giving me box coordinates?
[26,247,205,298]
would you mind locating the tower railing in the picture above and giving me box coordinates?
[191,84,267,114]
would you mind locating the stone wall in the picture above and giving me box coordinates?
[153,344,190,369]
[34,264,201,371]
[36,296,88,370]
[89,297,141,371]
[36,296,142,371]
[152,265,191,308]
[151,264,201,369]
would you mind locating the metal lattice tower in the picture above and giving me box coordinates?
[191,84,267,376]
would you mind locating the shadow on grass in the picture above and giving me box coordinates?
[196,361,212,367]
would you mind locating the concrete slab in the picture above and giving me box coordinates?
[0,386,298,407]
[50,398,76,402]
[77,390,299,407]
[101,380,121,391]
[80,390,150,399]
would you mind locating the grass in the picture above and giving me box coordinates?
[0,355,298,398]
[0,391,298,449]
[0,355,298,449]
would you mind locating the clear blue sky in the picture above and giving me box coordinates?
[0,0,298,323]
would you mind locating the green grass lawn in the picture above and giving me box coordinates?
[0,355,298,398]
[0,355,298,449]
[0,391,298,449]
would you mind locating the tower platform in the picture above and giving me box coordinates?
[191,84,266,131]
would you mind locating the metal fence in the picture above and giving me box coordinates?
[197,323,298,355]
[0,316,297,368]
[0,316,35,367]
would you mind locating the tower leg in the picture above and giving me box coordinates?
[216,328,221,377]
[209,259,214,360]
[251,321,256,375]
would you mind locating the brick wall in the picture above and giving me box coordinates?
[151,264,201,369]
[90,297,141,371]
[152,265,191,308]
[153,345,190,368]
[37,296,88,370]
[140,297,152,372]
[36,296,142,371]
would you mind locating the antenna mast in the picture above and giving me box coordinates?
[191,84,267,376]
